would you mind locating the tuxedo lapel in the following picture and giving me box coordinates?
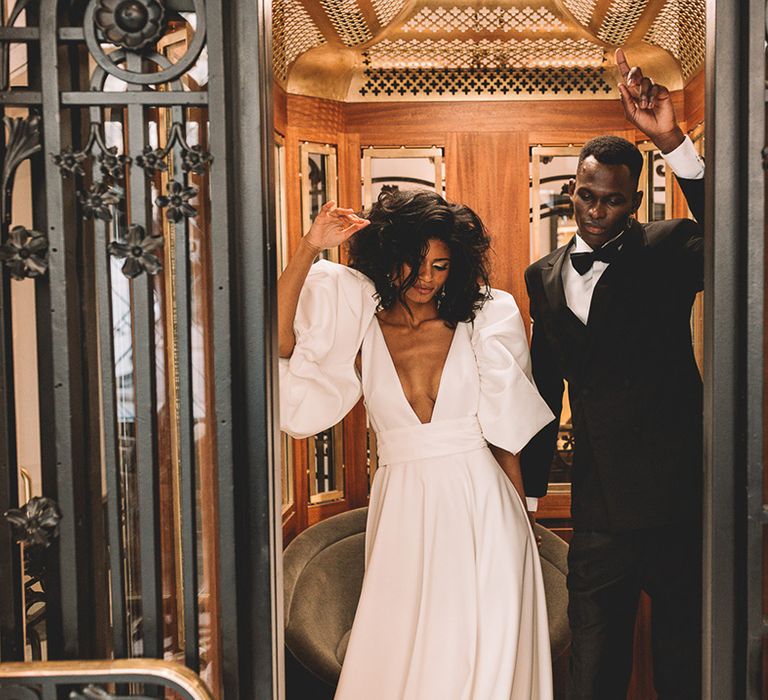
[542,240,571,315]
[585,221,644,336]
[541,238,589,337]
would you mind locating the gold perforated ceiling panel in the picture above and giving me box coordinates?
[644,0,706,80]
[401,6,569,33]
[274,0,705,101]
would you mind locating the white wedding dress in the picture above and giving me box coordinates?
[280,260,555,700]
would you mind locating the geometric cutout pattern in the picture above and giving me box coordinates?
[321,0,374,46]
[561,0,598,26]
[359,62,613,97]
[365,37,605,69]
[401,5,569,34]
[597,0,649,44]
[371,0,409,27]
[273,0,326,80]
[644,0,705,79]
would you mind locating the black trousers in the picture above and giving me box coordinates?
[567,526,702,700]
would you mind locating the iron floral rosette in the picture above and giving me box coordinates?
[108,223,164,278]
[4,496,62,549]
[0,226,49,280]
[95,0,166,51]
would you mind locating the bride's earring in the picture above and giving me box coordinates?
[436,287,446,307]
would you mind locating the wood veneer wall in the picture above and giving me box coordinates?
[277,84,698,324]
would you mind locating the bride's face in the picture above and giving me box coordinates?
[397,238,451,305]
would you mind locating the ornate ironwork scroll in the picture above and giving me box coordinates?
[0,116,45,281]
[84,0,207,86]
[3,497,61,660]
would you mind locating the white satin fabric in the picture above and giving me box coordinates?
[280,260,555,700]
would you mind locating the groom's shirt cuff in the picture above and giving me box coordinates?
[526,497,538,512]
[662,135,705,180]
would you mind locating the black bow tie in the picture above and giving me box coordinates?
[570,241,622,275]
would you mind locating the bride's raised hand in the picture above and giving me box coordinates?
[304,201,370,250]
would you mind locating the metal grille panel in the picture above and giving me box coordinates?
[644,0,705,79]
[401,5,568,34]
[321,0,374,46]
[597,0,649,44]
[561,0,598,26]
[273,0,326,80]
[371,0,409,27]
[358,63,612,97]
[365,37,604,69]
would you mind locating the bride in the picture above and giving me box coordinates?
[278,189,555,699]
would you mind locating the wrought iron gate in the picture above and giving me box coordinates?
[0,1,281,699]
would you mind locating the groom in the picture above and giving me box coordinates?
[522,50,705,699]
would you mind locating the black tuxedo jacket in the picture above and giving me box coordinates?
[522,178,705,531]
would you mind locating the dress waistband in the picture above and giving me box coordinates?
[376,416,487,466]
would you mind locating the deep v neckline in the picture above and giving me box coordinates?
[373,317,458,425]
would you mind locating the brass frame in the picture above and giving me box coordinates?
[274,132,289,273]
[529,145,581,263]
[308,423,345,505]
[0,659,214,700]
[361,145,444,209]
[299,141,338,262]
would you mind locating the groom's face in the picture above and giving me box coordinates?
[569,156,643,249]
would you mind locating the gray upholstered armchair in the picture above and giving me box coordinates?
[283,507,570,690]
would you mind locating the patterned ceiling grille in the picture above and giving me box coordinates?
[321,0,374,46]
[561,0,598,26]
[401,6,569,34]
[597,0,649,44]
[365,38,605,69]
[372,0,409,26]
[358,63,613,97]
[644,0,705,79]
[273,0,326,80]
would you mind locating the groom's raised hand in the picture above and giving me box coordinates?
[615,48,685,154]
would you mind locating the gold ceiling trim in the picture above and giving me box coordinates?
[275,0,704,101]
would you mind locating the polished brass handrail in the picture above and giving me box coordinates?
[0,659,214,700]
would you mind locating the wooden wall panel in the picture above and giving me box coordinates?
[287,93,345,142]
[284,126,303,259]
[346,99,640,141]
[684,68,705,129]
[337,132,362,212]
[274,82,288,135]
[445,132,531,320]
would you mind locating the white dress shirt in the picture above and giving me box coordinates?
[527,135,704,513]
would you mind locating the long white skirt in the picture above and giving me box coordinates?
[334,446,553,700]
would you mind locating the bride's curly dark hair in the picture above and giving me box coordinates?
[346,188,492,326]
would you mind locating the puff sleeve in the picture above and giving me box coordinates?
[470,289,555,455]
[279,260,378,439]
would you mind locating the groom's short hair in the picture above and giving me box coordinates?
[579,135,644,184]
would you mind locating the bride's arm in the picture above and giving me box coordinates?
[278,237,321,358]
[490,444,540,540]
[489,444,525,505]
[278,201,369,358]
